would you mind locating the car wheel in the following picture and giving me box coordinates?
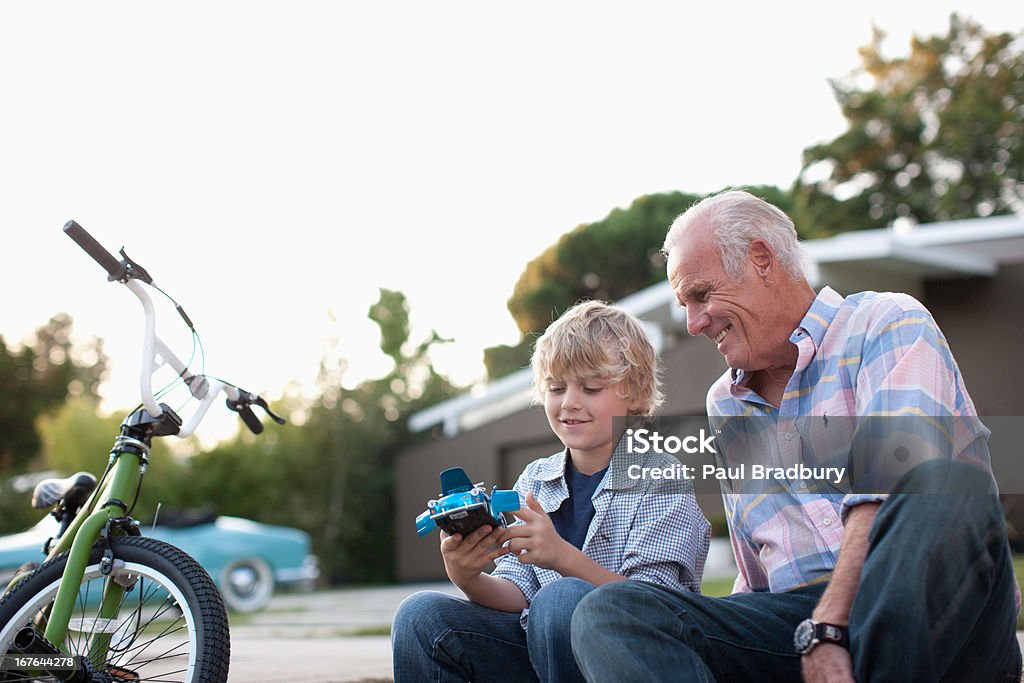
[219,556,274,612]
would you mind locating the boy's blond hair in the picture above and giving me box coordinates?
[530,300,664,416]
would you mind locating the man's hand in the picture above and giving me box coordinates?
[801,645,855,683]
[798,503,877,682]
[439,524,509,589]
[505,492,574,572]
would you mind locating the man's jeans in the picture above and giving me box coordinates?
[392,577,595,682]
[571,459,1022,682]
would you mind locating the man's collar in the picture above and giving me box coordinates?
[730,286,844,390]
[790,286,844,347]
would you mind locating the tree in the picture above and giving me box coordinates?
[308,289,457,582]
[488,192,702,380]
[489,186,792,379]
[0,314,107,471]
[180,289,459,584]
[793,15,1024,236]
[506,192,701,338]
[483,341,535,383]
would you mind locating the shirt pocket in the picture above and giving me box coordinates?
[583,506,624,571]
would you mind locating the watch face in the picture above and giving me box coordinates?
[793,619,815,654]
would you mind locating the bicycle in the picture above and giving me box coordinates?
[0,221,286,682]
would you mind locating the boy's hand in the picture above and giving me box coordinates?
[440,524,510,589]
[505,492,573,572]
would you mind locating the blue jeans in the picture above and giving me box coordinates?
[392,577,596,682]
[572,459,1022,682]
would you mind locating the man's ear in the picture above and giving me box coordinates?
[748,240,774,283]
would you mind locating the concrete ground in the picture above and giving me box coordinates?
[229,540,1024,682]
[230,581,458,682]
[229,538,741,682]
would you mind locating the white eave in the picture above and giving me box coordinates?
[408,365,534,437]
[411,214,1024,436]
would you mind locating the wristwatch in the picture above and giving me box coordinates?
[793,618,849,655]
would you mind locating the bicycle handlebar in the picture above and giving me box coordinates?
[62,220,284,437]
[63,220,124,280]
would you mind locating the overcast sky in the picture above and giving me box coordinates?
[1,1,1020,442]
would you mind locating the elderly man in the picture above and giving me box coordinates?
[570,190,1020,682]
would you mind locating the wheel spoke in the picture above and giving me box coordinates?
[0,537,229,683]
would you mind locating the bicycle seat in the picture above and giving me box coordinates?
[31,472,98,510]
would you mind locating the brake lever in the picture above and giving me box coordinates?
[253,395,287,425]
[116,248,155,285]
[226,390,287,435]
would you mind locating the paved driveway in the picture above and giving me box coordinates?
[230,538,1024,683]
[228,537,739,681]
[230,582,458,682]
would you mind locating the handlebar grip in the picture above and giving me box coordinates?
[238,405,265,434]
[63,220,122,279]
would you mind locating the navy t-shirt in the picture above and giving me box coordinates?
[549,456,608,550]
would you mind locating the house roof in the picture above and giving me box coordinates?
[411,214,1024,437]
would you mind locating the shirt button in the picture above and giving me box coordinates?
[784,432,793,441]
[823,517,833,526]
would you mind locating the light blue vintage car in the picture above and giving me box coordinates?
[0,512,319,612]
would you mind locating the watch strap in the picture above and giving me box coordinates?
[815,622,849,650]
[795,618,850,655]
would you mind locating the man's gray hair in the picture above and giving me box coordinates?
[663,190,809,280]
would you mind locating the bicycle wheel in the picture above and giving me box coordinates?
[0,536,229,683]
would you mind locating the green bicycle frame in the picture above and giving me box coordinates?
[40,435,148,653]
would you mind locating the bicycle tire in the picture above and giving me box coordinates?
[0,536,229,683]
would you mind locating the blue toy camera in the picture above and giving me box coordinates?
[416,467,521,537]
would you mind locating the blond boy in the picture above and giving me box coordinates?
[392,301,710,683]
